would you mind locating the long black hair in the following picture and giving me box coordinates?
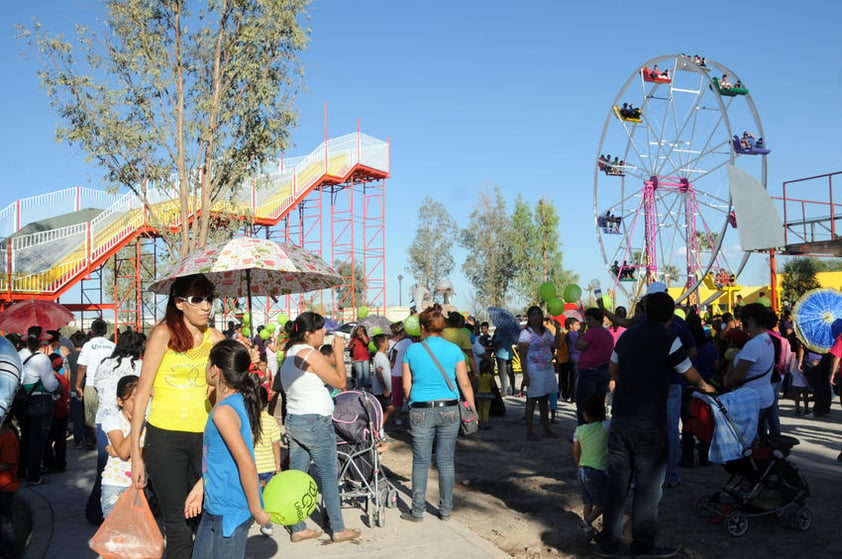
[209,339,262,445]
[108,330,143,371]
[283,312,325,350]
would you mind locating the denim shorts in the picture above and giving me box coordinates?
[578,466,607,506]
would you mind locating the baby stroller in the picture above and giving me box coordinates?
[686,391,811,537]
[332,390,398,527]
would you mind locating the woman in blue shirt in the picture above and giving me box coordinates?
[402,304,476,522]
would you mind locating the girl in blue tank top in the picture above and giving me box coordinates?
[185,339,269,559]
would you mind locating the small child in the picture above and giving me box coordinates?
[474,358,495,429]
[0,416,19,554]
[371,334,395,426]
[253,387,282,537]
[565,318,582,403]
[185,340,269,558]
[572,392,609,538]
[45,353,69,473]
[100,375,142,518]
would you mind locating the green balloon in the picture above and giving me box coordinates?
[563,284,582,303]
[371,326,383,336]
[404,315,421,336]
[240,327,251,338]
[263,470,319,526]
[538,281,557,302]
[358,306,369,319]
[259,329,271,340]
[242,313,251,325]
[277,313,289,326]
[368,341,377,352]
[547,297,565,316]
[265,323,276,333]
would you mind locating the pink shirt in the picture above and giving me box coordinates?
[829,334,842,358]
[577,327,615,370]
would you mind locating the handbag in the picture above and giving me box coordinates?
[420,341,479,436]
[89,486,164,559]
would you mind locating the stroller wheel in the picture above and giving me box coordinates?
[695,497,713,518]
[726,511,749,537]
[381,485,398,509]
[795,507,812,531]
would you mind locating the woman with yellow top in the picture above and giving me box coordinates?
[130,274,224,559]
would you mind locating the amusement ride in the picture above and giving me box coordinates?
[594,54,770,305]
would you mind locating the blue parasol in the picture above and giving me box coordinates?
[792,288,842,353]
[488,307,522,344]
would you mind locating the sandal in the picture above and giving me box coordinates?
[290,529,323,543]
[332,528,361,543]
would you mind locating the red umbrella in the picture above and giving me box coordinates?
[0,300,74,334]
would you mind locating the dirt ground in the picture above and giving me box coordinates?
[376,393,842,559]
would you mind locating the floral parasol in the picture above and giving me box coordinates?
[147,237,341,298]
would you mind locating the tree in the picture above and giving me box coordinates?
[460,187,515,308]
[406,197,458,296]
[510,196,577,306]
[334,260,366,310]
[19,0,308,260]
[696,231,721,252]
[781,258,821,304]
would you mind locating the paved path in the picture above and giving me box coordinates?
[18,442,509,559]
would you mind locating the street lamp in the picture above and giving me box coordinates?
[397,274,404,306]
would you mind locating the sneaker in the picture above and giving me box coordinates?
[260,523,274,536]
[400,512,423,523]
[633,545,679,558]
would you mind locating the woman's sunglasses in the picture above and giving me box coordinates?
[177,295,215,306]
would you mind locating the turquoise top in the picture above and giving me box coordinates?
[202,393,259,537]
[404,337,463,403]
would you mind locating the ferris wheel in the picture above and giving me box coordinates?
[594,54,768,304]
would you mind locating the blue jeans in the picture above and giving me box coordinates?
[665,384,682,485]
[599,420,667,554]
[575,365,610,424]
[761,381,782,436]
[352,360,371,390]
[100,484,128,519]
[70,396,86,445]
[285,414,344,534]
[408,405,460,518]
[191,513,251,559]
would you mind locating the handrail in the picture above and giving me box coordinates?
[0,133,389,297]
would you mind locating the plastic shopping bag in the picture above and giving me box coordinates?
[89,486,164,559]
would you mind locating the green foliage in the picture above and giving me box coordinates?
[406,197,458,296]
[334,260,366,310]
[510,196,576,306]
[18,0,309,259]
[460,187,515,308]
[781,258,821,304]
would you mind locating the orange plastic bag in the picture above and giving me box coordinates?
[89,486,164,559]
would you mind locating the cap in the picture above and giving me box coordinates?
[646,282,667,296]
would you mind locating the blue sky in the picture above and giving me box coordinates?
[2,0,841,310]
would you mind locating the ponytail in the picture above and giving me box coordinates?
[209,339,264,444]
[283,312,326,351]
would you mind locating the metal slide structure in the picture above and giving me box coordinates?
[0,132,389,324]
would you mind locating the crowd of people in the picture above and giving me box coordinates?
[4,275,842,558]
